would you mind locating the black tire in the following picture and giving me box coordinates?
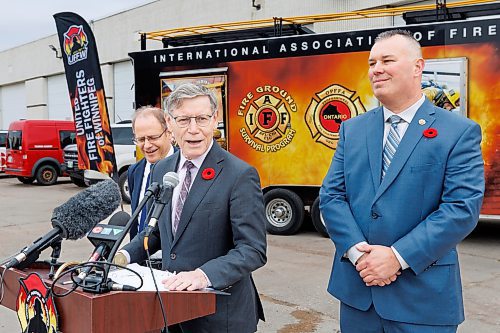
[264,189,304,235]
[311,197,329,237]
[119,171,131,203]
[36,164,58,185]
[70,176,87,187]
[17,176,35,184]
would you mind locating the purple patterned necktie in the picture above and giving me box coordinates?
[173,160,194,235]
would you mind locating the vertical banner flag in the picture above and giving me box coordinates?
[53,12,117,179]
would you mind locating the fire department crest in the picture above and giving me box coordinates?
[16,273,58,333]
[305,84,366,149]
[63,25,88,65]
[238,86,297,152]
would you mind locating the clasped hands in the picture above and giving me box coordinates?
[355,244,401,287]
[161,268,209,291]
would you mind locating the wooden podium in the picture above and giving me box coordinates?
[0,263,216,333]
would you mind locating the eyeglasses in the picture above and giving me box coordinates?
[169,112,214,128]
[132,128,167,145]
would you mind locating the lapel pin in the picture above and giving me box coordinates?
[418,119,426,125]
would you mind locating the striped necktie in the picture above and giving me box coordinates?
[173,160,194,235]
[382,115,402,179]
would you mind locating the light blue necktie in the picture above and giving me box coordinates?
[382,115,402,179]
[138,164,151,233]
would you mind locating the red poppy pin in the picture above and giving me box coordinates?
[201,167,215,180]
[423,128,438,138]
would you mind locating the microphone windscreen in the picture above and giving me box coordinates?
[163,172,179,188]
[108,211,130,227]
[51,179,122,240]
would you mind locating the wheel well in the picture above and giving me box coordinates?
[262,186,319,207]
[118,165,130,176]
[32,159,62,176]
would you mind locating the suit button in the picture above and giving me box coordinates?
[371,212,379,219]
[170,253,176,260]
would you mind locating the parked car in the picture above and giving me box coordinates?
[0,130,7,173]
[63,121,135,202]
[5,120,75,185]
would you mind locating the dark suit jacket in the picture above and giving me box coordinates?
[124,141,267,332]
[127,158,147,240]
[320,99,484,325]
[128,147,178,239]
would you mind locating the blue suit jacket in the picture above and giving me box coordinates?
[123,142,267,332]
[127,158,147,240]
[319,99,484,325]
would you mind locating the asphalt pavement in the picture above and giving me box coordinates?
[0,175,499,332]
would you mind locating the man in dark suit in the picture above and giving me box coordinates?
[128,106,175,240]
[320,30,484,332]
[119,83,267,332]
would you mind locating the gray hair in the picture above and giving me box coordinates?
[131,106,167,131]
[166,83,218,115]
[374,29,422,58]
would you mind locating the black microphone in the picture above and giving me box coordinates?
[74,211,130,284]
[144,172,179,239]
[107,281,138,291]
[2,179,121,270]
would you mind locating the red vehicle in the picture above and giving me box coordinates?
[5,120,76,185]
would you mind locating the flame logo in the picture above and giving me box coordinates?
[16,273,58,332]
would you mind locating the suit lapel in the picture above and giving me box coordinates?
[132,159,146,209]
[373,100,436,204]
[367,107,384,190]
[172,142,224,247]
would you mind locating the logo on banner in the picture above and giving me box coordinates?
[305,84,366,149]
[238,85,297,152]
[63,25,89,65]
[16,273,58,333]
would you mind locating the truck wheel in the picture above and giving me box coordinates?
[17,176,35,184]
[70,176,88,187]
[264,189,304,235]
[311,197,329,237]
[119,171,131,203]
[36,165,58,185]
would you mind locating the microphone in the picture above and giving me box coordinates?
[74,211,130,284]
[2,179,121,270]
[144,172,179,241]
[107,281,138,291]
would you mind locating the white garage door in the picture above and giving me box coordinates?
[0,83,26,129]
[114,61,135,123]
[48,74,73,120]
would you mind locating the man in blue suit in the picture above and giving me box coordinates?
[128,106,175,240]
[320,30,484,332]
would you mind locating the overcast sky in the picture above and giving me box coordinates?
[0,0,155,51]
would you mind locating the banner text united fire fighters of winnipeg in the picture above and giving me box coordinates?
[73,69,104,161]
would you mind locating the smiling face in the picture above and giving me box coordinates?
[368,34,424,112]
[167,95,218,160]
[133,112,171,163]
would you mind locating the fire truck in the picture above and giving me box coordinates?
[130,2,500,235]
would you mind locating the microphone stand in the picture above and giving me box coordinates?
[48,239,62,280]
[81,185,158,294]
[107,186,157,266]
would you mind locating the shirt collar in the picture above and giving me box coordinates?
[178,139,214,170]
[383,94,425,124]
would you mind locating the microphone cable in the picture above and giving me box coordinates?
[145,247,169,333]
[49,261,143,297]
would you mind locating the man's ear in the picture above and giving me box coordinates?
[415,58,425,76]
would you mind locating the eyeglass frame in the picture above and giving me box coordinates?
[167,111,216,128]
[132,127,168,145]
